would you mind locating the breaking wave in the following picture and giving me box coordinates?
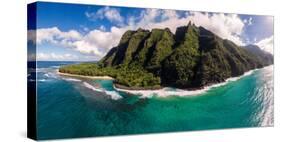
[62,78,81,82]
[83,82,122,100]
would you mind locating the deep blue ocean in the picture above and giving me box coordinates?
[32,61,274,140]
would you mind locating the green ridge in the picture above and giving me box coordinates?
[59,22,273,89]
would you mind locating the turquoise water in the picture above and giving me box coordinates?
[34,61,274,140]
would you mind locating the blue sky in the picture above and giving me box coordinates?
[28,2,274,61]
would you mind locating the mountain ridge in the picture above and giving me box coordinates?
[60,21,273,89]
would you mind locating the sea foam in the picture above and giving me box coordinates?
[44,73,50,77]
[114,68,260,98]
[83,82,122,100]
[62,78,81,82]
[38,79,48,82]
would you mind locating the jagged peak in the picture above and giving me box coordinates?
[188,21,192,26]
[121,30,136,37]
[187,21,197,28]
[164,27,172,32]
[150,28,172,33]
[136,28,149,32]
[151,28,163,32]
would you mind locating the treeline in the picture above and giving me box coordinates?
[59,63,161,89]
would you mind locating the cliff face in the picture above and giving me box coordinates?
[99,22,273,89]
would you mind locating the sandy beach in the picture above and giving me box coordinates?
[57,70,114,80]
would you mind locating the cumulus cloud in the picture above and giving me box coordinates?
[30,9,251,60]
[37,27,82,44]
[126,9,187,33]
[255,36,274,54]
[28,27,119,57]
[37,53,78,61]
[187,12,245,45]
[124,10,245,45]
[85,6,124,24]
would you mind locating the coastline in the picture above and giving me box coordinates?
[114,83,163,90]
[57,70,114,80]
[57,65,273,98]
[113,65,273,98]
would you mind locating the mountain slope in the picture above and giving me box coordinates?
[63,22,273,89]
[243,44,273,65]
[161,23,200,87]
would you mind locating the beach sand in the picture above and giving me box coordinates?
[57,70,114,80]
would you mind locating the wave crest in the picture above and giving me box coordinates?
[83,82,122,100]
[62,78,81,82]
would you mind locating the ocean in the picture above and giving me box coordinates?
[32,61,274,140]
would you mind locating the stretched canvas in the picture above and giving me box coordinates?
[27,1,274,140]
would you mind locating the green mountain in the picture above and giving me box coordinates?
[60,22,273,89]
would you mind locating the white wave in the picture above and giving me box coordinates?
[62,78,81,82]
[261,102,274,126]
[44,73,50,77]
[43,72,58,79]
[104,90,123,100]
[36,67,60,73]
[83,82,104,92]
[114,68,260,98]
[51,66,60,69]
[36,68,54,73]
[38,79,48,82]
[83,82,122,100]
[114,86,207,98]
[36,68,45,72]
[226,69,257,82]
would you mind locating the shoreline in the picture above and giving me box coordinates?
[57,70,114,80]
[113,65,273,97]
[57,65,273,98]
[114,83,163,90]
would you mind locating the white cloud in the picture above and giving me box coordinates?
[37,53,78,61]
[243,17,253,26]
[126,9,186,33]
[36,27,82,44]
[187,12,245,45]
[86,6,124,24]
[124,10,246,45]
[255,36,274,54]
[28,26,125,57]
[71,27,125,56]
[30,9,251,60]
[248,17,253,25]
[254,37,257,42]
[99,25,106,31]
